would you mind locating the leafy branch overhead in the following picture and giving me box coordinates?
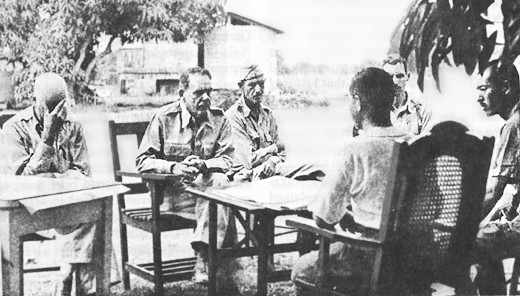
[0,0,226,105]
[396,0,520,91]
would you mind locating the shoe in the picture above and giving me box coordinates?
[192,255,209,285]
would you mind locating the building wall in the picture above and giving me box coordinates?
[117,41,197,96]
[204,26,278,93]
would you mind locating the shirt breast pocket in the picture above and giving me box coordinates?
[164,142,192,162]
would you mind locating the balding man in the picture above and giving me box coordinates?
[0,73,103,295]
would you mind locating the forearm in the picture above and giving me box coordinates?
[251,144,278,167]
[481,176,508,219]
[204,155,232,173]
[136,154,176,174]
[313,214,336,231]
[20,142,57,175]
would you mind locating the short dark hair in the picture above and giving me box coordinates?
[486,60,520,93]
[349,67,395,126]
[179,67,212,90]
[382,54,408,73]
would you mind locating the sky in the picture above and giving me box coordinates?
[226,0,413,66]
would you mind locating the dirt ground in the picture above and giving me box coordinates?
[21,102,350,295]
[18,97,515,295]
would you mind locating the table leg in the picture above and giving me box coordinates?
[208,201,218,296]
[0,211,22,296]
[257,214,269,296]
[94,197,112,295]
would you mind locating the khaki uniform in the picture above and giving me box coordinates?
[225,96,324,180]
[136,100,236,248]
[0,106,117,294]
[391,94,431,135]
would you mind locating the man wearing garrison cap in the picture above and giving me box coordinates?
[225,65,325,181]
[0,72,118,295]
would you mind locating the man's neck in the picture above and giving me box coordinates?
[393,90,407,109]
[359,118,392,131]
[244,99,261,119]
[500,98,520,121]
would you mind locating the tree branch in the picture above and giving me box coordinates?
[84,35,116,85]
[72,34,93,78]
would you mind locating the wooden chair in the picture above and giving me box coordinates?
[0,113,15,129]
[108,120,197,296]
[287,121,494,295]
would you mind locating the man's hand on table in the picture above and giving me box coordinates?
[254,158,277,179]
[170,155,210,184]
[171,162,199,184]
[183,155,207,174]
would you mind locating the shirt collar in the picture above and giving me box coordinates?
[509,101,520,119]
[179,99,213,130]
[392,92,410,114]
[359,126,408,138]
[238,95,267,119]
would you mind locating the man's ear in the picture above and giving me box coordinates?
[503,80,511,96]
[178,89,184,97]
[352,95,361,112]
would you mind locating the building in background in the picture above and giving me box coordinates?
[115,11,283,97]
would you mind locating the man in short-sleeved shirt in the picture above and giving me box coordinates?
[472,62,520,294]
[291,68,409,295]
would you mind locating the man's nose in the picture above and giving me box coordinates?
[200,92,210,101]
[254,84,262,93]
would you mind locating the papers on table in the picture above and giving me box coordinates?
[214,176,321,210]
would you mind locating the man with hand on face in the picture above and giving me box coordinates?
[136,67,236,285]
[0,72,108,295]
[381,54,431,136]
[225,64,324,181]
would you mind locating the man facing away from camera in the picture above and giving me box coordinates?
[0,72,115,296]
[136,67,237,285]
[225,64,325,181]
[291,67,409,295]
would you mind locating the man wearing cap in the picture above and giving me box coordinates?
[136,67,237,286]
[225,65,325,181]
[0,72,111,295]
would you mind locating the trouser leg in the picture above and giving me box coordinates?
[192,173,237,249]
[472,220,520,295]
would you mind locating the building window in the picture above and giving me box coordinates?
[156,79,179,95]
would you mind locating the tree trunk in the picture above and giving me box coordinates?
[84,35,116,85]
[72,34,93,79]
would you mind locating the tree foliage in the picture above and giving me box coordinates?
[0,0,225,105]
[395,0,520,91]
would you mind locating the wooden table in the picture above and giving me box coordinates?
[0,175,129,296]
[187,176,320,296]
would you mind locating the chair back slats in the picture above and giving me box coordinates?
[391,121,493,292]
[108,120,149,182]
[0,113,15,129]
